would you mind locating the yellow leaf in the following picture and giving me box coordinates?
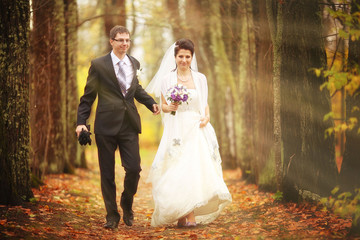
[320,82,327,91]
[323,112,334,122]
[349,117,358,125]
[353,76,360,84]
[325,128,334,138]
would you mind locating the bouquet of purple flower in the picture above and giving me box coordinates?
[166,84,190,115]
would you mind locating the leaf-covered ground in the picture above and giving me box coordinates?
[0,148,355,239]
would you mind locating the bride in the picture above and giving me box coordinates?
[146,39,232,227]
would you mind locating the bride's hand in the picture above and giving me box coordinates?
[199,116,210,128]
[166,102,178,113]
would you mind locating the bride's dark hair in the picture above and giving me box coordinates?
[174,39,195,56]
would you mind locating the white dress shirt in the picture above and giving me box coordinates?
[111,51,134,91]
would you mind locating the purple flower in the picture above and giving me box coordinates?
[166,84,190,115]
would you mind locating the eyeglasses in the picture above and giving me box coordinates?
[112,38,131,43]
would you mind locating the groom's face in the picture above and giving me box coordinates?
[110,32,131,56]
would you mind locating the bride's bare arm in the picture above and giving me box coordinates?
[200,105,210,128]
[161,94,178,113]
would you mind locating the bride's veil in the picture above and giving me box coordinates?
[145,42,198,98]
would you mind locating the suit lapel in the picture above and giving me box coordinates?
[126,55,139,96]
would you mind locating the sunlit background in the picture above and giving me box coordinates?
[2,0,360,235]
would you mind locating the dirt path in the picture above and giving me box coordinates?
[0,149,354,239]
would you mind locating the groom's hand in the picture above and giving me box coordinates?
[152,104,160,115]
[76,125,88,137]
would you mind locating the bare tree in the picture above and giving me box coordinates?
[277,0,336,200]
[30,0,71,178]
[102,0,126,52]
[0,0,33,204]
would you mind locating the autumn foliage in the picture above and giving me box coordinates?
[0,151,353,239]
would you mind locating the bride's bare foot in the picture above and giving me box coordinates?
[186,211,195,223]
[178,211,196,227]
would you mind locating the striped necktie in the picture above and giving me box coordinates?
[117,61,127,96]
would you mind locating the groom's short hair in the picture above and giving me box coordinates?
[110,25,130,39]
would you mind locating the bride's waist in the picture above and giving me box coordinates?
[177,104,199,112]
[175,111,202,124]
[177,108,200,114]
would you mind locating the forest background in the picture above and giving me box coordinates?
[1,0,360,235]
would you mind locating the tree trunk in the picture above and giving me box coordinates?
[218,0,239,169]
[322,0,347,176]
[0,0,34,204]
[340,0,360,234]
[207,0,240,169]
[185,0,258,177]
[130,0,138,43]
[241,0,257,183]
[340,0,360,193]
[220,0,257,180]
[266,0,283,191]
[279,0,336,201]
[184,0,235,168]
[103,0,126,52]
[30,0,69,177]
[64,0,86,169]
[166,0,184,40]
[252,0,275,191]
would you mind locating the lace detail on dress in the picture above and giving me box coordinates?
[193,191,232,224]
[172,138,181,146]
[212,146,222,164]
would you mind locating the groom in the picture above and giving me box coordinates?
[76,25,160,229]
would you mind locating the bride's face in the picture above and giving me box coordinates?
[175,49,192,71]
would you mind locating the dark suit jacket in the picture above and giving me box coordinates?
[77,53,156,135]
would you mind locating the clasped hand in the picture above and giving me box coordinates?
[152,104,160,115]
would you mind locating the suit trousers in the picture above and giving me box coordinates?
[95,114,141,222]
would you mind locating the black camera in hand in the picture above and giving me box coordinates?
[77,125,92,146]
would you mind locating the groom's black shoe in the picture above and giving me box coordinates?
[121,203,134,226]
[103,220,119,229]
[122,208,134,226]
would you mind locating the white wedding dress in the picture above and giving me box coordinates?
[148,87,232,227]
